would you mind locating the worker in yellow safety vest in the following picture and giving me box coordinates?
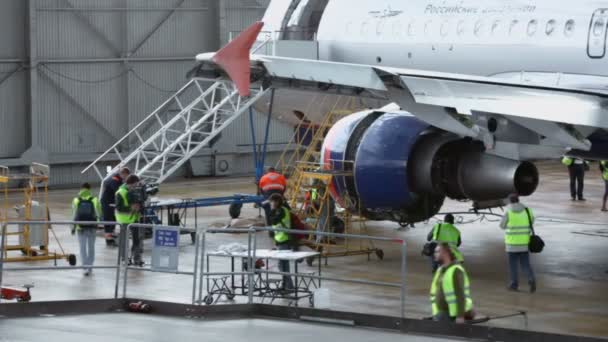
[561,156,589,201]
[499,194,536,293]
[427,214,463,272]
[115,174,143,266]
[601,161,608,212]
[430,242,475,323]
[268,193,294,290]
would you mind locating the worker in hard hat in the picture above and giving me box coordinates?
[259,167,287,225]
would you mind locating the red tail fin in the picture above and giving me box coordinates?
[212,21,264,97]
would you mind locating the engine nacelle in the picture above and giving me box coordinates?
[321,110,539,223]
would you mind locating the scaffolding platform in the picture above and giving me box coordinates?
[0,164,76,265]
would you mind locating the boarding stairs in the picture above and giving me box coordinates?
[83,78,268,184]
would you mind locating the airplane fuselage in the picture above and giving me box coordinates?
[316,0,608,91]
[257,0,608,129]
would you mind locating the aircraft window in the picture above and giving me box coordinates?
[564,19,575,37]
[491,20,501,35]
[546,19,556,36]
[474,20,484,36]
[527,19,538,36]
[509,20,519,35]
[361,21,369,35]
[424,20,433,36]
[408,21,416,36]
[376,21,385,35]
[440,21,449,37]
[393,21,403,36]
[457,20,466,35]
[593,18,605,36]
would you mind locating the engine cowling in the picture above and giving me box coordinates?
[321,110,539,223]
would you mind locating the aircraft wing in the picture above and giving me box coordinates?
[195,22,608,151]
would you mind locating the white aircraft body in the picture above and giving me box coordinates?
[192,0,608,223]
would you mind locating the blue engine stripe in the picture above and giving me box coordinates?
[354,113,429,210]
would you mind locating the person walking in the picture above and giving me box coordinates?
[268,193,295,290]
[100,167,130,246]
[429,243,475,323]
[427,214,463,273]
[72,183,101,276]
[115,174,143,266]
[601,161,608,212]
[500,194,536,293]
[562,157,587,201]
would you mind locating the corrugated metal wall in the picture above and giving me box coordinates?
[0,0,291,186]
[0,0,28,158]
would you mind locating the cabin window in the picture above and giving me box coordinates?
[393,21,403,36]
[441,21,450,37]
[424,20,433,36]
[474,20,484,36]
[564,19,575,37]
[408,21,416,36]
[546,19,556,36]
[376,20,385,35]
[491,20,501,35]
[509,20,519,35]
[527,19,538,36]
[457,20,466,35]
[361,21,370,35]
[593,18,605,36]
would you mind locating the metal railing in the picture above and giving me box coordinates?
[0,220,408,318]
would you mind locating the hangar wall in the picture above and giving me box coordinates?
[0,0,288,186]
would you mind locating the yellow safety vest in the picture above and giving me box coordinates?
[430,263,473,317]
[273,207,291,244]
[601,161,608,181]
[505,209,532,248]
[432,223,464,263]
[115,185,140,224]
[561,157,573,166]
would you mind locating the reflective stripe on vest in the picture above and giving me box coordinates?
[505,209,531,247]
[430,264,473,317]
[273,207,291,243]
[115,186,138,224]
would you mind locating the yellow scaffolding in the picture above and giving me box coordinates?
[275,97,383,264]
[289,162,384,264]
[0,163,76,264]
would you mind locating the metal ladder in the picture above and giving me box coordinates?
[82,78,268,184]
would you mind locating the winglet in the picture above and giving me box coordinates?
[213,21,264,97]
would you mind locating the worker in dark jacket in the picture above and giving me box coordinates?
[100,167,130,246]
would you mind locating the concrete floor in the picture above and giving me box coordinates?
[1,161,607,339]
[0,314,458,342]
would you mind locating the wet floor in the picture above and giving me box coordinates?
[0,314,458,342]
[1,161,607,339]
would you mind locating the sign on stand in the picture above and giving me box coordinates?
[151,227,179,272]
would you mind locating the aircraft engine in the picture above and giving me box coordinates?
[321,110,539,223]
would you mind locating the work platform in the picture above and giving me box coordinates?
[1,299,603,342]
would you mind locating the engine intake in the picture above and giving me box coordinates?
[321,110,539,223]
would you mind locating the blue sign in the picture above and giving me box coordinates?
[154,229,179,248]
